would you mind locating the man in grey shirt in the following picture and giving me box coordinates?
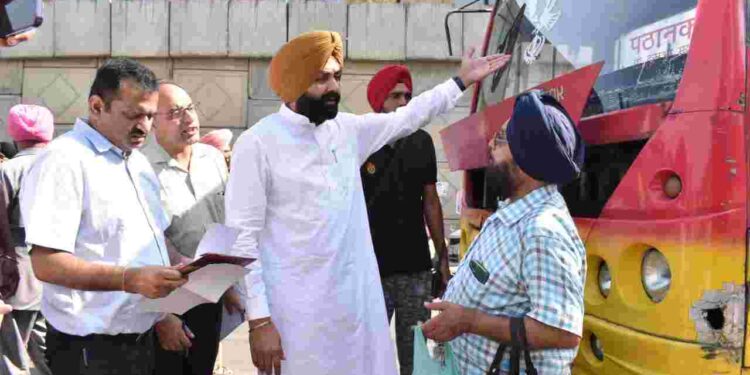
[0,104,54,375]
[149,82,243,375]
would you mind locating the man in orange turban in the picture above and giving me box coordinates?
[227,30,511,375]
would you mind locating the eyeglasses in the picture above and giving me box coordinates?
[158,103,198,121]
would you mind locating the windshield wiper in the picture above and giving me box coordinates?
[490,3,526,93]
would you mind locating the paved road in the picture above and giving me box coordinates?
[216,245,453,374]
[217,316,405,375]
[216,322,256,375]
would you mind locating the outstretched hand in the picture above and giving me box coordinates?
[457,46,512,88]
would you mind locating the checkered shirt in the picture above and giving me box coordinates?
[444,185,586,374]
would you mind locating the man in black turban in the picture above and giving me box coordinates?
[420,90,587,374]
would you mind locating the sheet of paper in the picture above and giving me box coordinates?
[137,264,249,315]
[139,288,206,315]
[184,264,249,302]
[195,224,241,258]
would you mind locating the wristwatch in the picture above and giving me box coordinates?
[452,76,467,91]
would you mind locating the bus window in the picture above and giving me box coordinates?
[472,139,648,216]
[477,0,697,113]
[469,0,696,211]
[560,139,648,218]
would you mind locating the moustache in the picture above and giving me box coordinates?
[129,128,147,137]
[321,92,341,104]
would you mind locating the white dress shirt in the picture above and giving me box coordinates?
[149,142,228,258]
[225,79,463,375]
[20,119,170,336]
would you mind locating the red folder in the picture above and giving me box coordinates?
[178,253,255,275]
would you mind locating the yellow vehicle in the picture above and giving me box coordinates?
[443,0,750,372]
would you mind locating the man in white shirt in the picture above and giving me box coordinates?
[225,30,510,375]
[149,82,243,375]
[19,58,188,375]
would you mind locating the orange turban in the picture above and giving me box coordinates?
[269,31,344,103]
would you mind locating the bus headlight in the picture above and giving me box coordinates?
[642,249,671,302]
[598,262,611,298]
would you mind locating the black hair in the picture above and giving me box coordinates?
[89,58,158,110]
[0,142,17,158]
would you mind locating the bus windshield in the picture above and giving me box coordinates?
[478,0,698,116]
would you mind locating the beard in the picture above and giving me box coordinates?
[488,159,520,203]
[295,91,341,125]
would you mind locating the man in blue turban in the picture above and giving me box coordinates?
[491,90,585,199]
[421,91,587,374]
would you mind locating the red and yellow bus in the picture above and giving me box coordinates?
[443,0,750,372]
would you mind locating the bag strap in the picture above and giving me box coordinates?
[487,317,540,375]
[486,342,507,375]
[509,318,522,375]
[517,318,538,375]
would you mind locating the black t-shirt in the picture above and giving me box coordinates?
[360,129,437,276]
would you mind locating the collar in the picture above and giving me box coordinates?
[278,104,316,129]
[152,141,209,172]
[13,147,43,158]
[74,118,126,158]
[491,185,558,227]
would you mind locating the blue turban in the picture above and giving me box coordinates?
[506,90,585,185]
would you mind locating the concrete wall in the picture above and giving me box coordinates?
[0,0,482,60]
[0,0,490,236]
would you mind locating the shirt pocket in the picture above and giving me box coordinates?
[320,148,355,212]
[449,254,493,308]
[84,188,121,249]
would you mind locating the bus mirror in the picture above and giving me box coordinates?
[444,0,493,56]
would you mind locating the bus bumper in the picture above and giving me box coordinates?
[573,315,741,375]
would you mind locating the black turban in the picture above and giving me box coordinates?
[506,90,585,185]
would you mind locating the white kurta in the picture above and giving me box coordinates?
[226,79,463,374]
